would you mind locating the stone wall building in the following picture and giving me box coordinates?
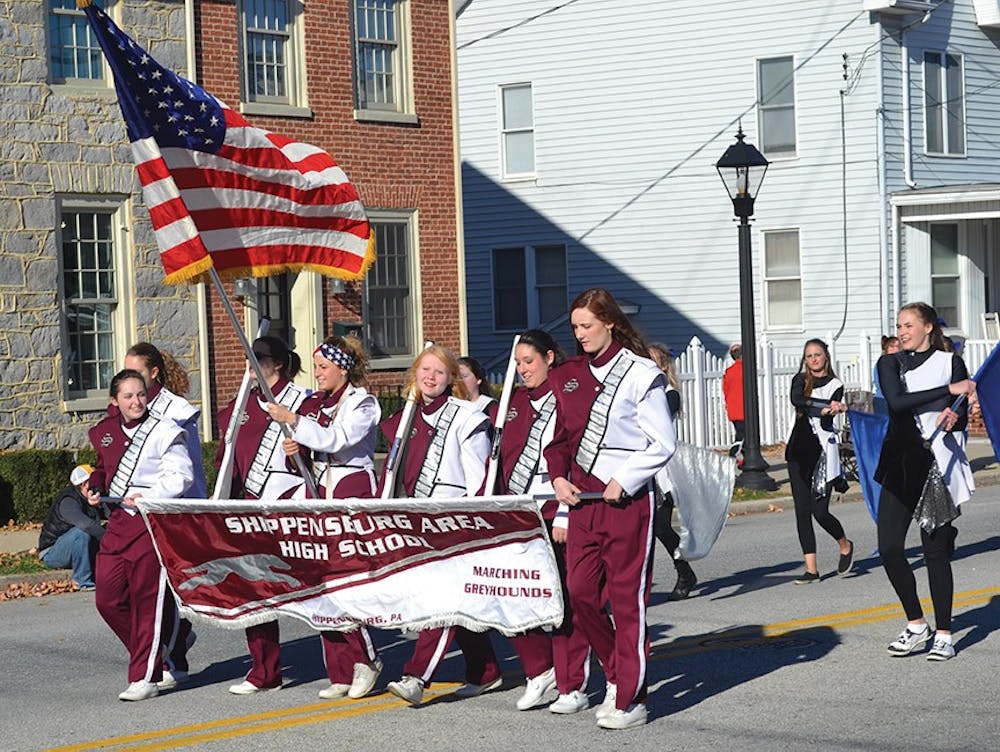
[0,0,465,452]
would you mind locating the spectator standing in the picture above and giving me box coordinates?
[722,344,745,462]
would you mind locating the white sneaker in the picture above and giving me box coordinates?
[118,680,159,702]
[318,682,351,699]
[596,702,648,730]
[549,690,590,714]
[228,680,281,695]
[594,682,617,720]
[516,666,557,710]
[454,675,502,698]
[348,658,383,699]
[157,670,189,690]
[887,623,931,656]
[927,636,955,661]
[387,675,425,706]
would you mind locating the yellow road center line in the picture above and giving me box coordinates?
[45,586,1000,752]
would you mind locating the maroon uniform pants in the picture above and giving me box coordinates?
[565,491,654,710]
[321,627,379,683]
[95,511,168,684]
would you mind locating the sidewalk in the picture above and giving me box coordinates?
[2,440,996,588]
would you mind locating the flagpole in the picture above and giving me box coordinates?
[208,268,318,498]
[213,318,270,499]
[482,335,520,495]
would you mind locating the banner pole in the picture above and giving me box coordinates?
[212,318,270,499]
[482,334,520,495]
[208,268,318,498]
[380,341,433,498]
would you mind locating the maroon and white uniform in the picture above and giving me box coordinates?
[289,383,380,499]
[500,381,590,693]
[289,382,382,683]
[89,412,194,685]
[544,342,675,711]
[379,393,498,686]
[214,377,309,690]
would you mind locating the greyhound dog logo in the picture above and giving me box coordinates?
[177,554,302,591]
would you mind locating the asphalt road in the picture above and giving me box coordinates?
[3,489,999,752]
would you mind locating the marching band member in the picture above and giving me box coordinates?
[498,330,592,713]
[784,339,853,585]
[88,369,194,702]
[267,335,384,700]
[459,356,498,421]
[647,343,698,600]
[381,345,499,707]
[214,336,309,695]
[121,342,202,687]
[875,302,976,661]
[547,288,675,730]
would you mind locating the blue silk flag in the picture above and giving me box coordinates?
[847,410,889,523]
[972,343,1000,462]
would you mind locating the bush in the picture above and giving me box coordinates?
[0,450,79,524]
[0,445,219,524]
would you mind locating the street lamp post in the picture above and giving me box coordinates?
[716,127,778,491]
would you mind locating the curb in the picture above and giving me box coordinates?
[0,568,73,591]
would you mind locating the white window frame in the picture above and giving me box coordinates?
[363,210,422,369]
[490,244,567,332]
[57,196,135,412]
[923,50,966,157]
[239,0,312,118]
[762,228,803,331]
[498,82,536,180]
[929,222,961,329]
[352,0,417,125]
[755,55,797,159]
[47,0,107,86]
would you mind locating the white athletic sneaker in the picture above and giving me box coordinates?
[318,682,351,699]
[228,680,281,695]
[887,623,931,656]
[548,690,590,714]
[454,675,502,698]
[157,670,189,690]
[387,675,425,706]
[516,666,556,710]
[348,658,383,699]
[926,636,955,661]
[118,680,159,702]
[596,703,648,730]
[594,682,617,720]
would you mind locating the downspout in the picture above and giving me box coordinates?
[449,0,470,354]
[892,202,902,321]
[900,27,918,189]
[876,26,890,332]
[186,0,214,440]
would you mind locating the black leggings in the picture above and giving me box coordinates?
[877,485,957,631]
[653,492,692,575]
[787,459,845,555]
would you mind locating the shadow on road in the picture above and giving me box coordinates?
[953,595,1000,653]
[647,624,839,719]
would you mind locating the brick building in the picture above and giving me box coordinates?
[0,0,465,450]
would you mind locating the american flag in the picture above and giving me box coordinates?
[81,0,374,284]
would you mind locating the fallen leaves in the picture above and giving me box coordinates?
[0,578,79,601]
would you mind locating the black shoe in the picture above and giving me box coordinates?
[837,540,855,576]
[833,476,850,494]
[793,571,820,585]
[669,571,698,601]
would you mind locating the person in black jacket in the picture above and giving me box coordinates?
[784,339,854,585]
[37,464,105,589]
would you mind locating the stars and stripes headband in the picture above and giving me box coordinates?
[315,343,355,371]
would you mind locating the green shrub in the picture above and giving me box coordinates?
[0,449,79,524]
[0,445,219,524]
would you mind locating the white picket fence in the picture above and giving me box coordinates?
[490,333,997,450]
